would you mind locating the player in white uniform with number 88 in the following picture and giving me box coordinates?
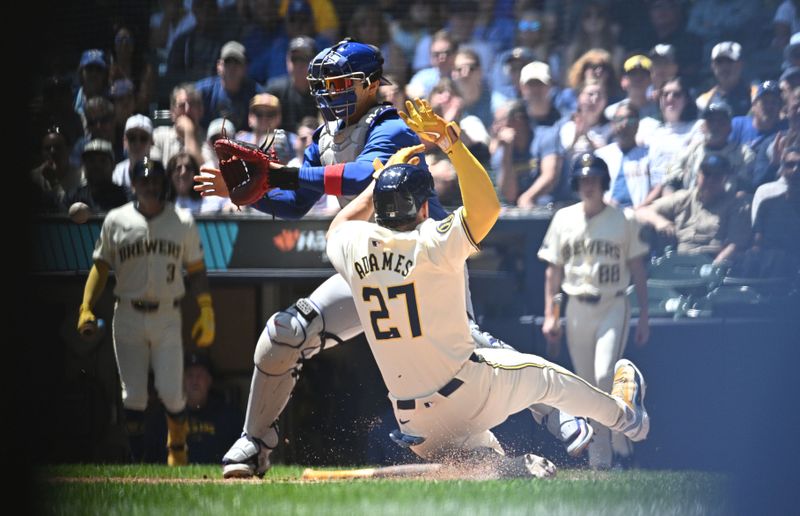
[538,153,650,469]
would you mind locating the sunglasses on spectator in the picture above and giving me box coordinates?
[586,62,607,71]
[253,109,280,119]
[662,90,684,99]
[126,133,150,144]
[87,115,114,126]
[431,49,453,58]
[782,160,800,169]
[518,20,541,32]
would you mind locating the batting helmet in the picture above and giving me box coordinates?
[307,39,388,122]
[130,157,169,200]
[373,164,435,229]
[570,153,611,191]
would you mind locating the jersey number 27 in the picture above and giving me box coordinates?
[362,283,422,340]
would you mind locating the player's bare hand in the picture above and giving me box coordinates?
[399,98,461,153]
[77,306,98,338]
[542,315,562,355]
[635,313,649,347]
[194,166,229,197]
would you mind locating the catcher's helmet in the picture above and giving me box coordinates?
[570,153,611,191]
[373,164,435,229]
[307,39,388,122]
[130,157,169,199]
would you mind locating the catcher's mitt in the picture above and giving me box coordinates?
[213,134,284,206]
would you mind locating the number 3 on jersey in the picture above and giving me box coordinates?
[362,283,421,340]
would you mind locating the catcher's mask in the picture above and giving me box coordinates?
[373,164,435,229]
[307,39,390,123]
[130,157,169,201]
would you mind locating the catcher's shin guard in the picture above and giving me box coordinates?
[166,413,189,466]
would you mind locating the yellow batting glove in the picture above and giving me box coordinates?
[192,294,215,347]
[399,98,461,154]
[77,305,98,337]
[371,145,424,178]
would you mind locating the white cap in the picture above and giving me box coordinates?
[519,61,551,86]
[711,41,742,61]
[124,114,153,135]
[207,118,236,139]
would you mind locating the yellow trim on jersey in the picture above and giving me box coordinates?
[478,356,615,398]
[185,260,206,275]
[458,209,480,251]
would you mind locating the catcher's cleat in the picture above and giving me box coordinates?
[222,434,270,479]
[563,416,594,457]
[612,359,650,442]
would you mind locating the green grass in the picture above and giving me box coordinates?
[35,465,729,516]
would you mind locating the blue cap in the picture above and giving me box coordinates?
[702,100,733,119]
[79,49,107,69]
[754,80,780,102]
[699,154,731,176]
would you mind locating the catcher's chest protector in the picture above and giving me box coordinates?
[318,105,386,166]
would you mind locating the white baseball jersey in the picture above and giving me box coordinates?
[537,204,648,297]
[327,208,478,399]
[93,201,204,301]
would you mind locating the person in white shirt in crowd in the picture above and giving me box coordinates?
[151,83,205,168]
[112,114,154,197]
[603,55,660,145]
[595,104,654,209]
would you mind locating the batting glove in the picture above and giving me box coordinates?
[399,98,461,154]
[192,294,215,347]
[371,144,425,178]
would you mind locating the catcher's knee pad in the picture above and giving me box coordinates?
[255,298,324,375]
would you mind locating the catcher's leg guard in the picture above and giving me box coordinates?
[166,411,189,466]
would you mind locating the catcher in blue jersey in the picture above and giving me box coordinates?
[194,39,591,479]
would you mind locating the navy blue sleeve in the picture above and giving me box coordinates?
[297,116,428,195]
[251,188,324,219]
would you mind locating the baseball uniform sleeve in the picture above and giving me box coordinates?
[419,207,480,269]
[92,212,115,266]
[326,221,360,277]
[182,214,205,266]
[537,210,563,265]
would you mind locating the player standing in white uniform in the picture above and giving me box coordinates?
[325,100,650,470]
[539,153,650,469]
[77,157,216,465]
[205,40,592,478]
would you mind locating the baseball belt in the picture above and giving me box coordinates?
[395,352,482,410]
[573,290,625,304]
[128,299,181,312]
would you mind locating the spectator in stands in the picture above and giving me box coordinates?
[636,154,751,265]
[604,55,660,143]
[642,76,702,193]
[145,351,244,464]
[33,76,83,153]
[407,30,456,99]
[662,101,754,194]
[388,0,439,68]
[563,2,624,77]
[72,97,118,170]
[30,127,82,213]
[149,0,196,58]
[450,48,493,128]
[518,61,563,130]
[151,84,205,167]
[278,0,339,42]
[109,26,155,114]
[349,6,406,83]
[67,139,128,213]
[596,104,654,209]
[644,0,702,88]
[167,0,226,81]
[428,77,491,166]
[241,0,289,85]
[235,93,295,164]
[752,141,796,225]
[197,41,263,132]
[647,44,680,102]
[490,46,536,112]
[74,49,109,118]
[748,146,800,276]
[557,49,620,117]
[774,1,800,49]
[558,82,611,161]
[782,32,800,70]
[266,36,318,133]
[378,75,408,113]
[731,81,786,191]
[112,115,154,197]
[168,152,232,214]
[779,66,800,103]
[696,42,753,117]
[110,80,137,139]
[687,0,761,68]
[492,100,560,208]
